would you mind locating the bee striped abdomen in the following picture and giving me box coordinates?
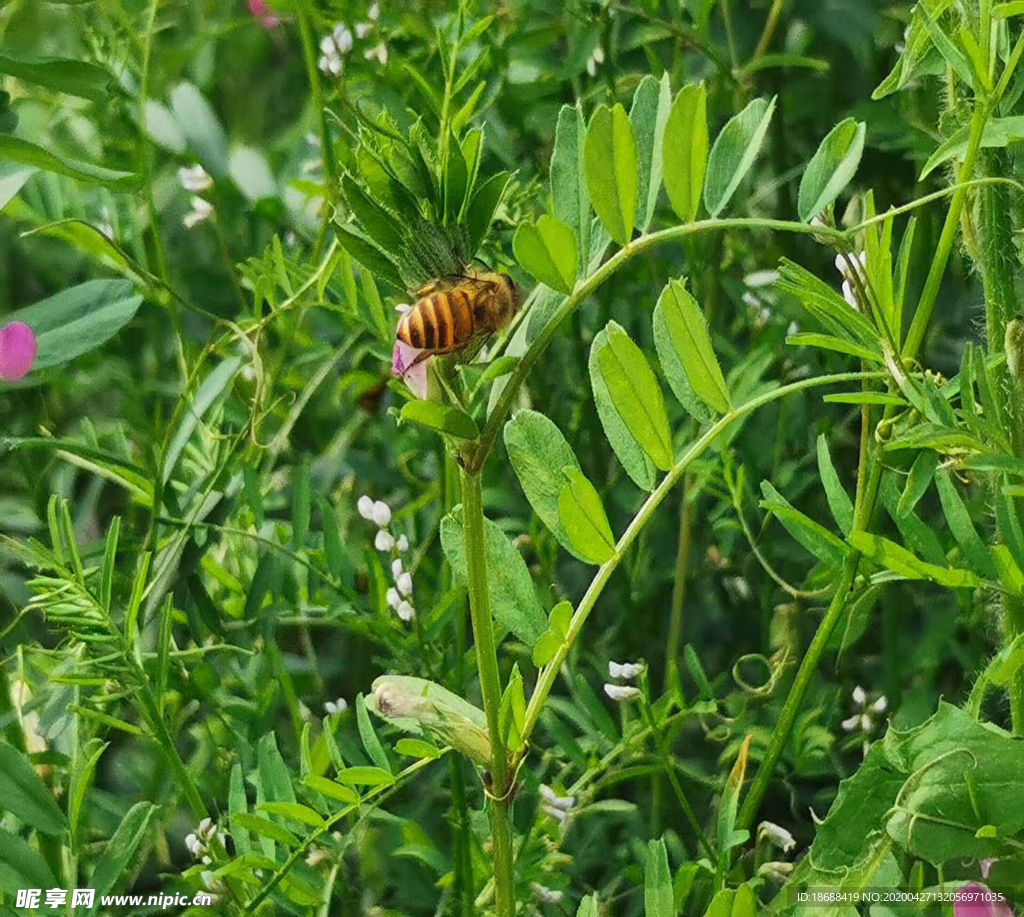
[431,292,454,349]
[449,289,474,345]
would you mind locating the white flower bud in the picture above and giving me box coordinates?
[758,820,797,853]
[356,21,372,38]
[372,501,392,527]
[391,558,403,577]
[368,2,379,19]
[185,833,199,855]
[333,25,353,53]
[608,661,644,680]
[396,534,409,552]
[542,803,567,822]
[357,495,375,520]
[198,817,214,839]
[396,600,415,621]
[533,885,564,904]
[603,684,640,702]
[386,587,400,609]
[375,530,395,551]
[397,572,413,596]
[178,165,212,193]
[841,713,860,732]
[540,785,575,810]
[852,685,867,705]
[871,695,888,714]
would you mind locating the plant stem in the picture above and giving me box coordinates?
[664,487,694,692]
[751,0,786,64]
[459,468,513,917]
[296,0,338,191]
[903,103,990,359]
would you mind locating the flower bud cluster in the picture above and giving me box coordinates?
[603,659,644,702]
[357,495,414,621]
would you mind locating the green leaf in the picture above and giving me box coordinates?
[440,507,547,645]
[69,739,107,844]
[549,600,572,639]
[0,742,67,835]
[399,400,479,441]
[551,103,590,272]
[849,532,984,588]
[897,451,938,517]
[532,631,561,666]
[334,766,396,787]
[663,83,708,223]
[231,812,300,846]
[258,801,326,828]
[303,774,360,804]
[87,803,157,906]
[593,321,674,471]
[0,50,111,101]
[644,838,673,917]
[292,461,310,549]
[512,214,577,294]
[935,470,998,579]
[920,7,975,88]
[760,481,850,567]
[0,827,56,894]
[394,738,442,759]
[498,664,527,746]
[653,278,730,415]
[798,118,866,222]
[466,170,509,253]
[584,103,638,244]
[920,116,1024,181]
[0,163,36,211]
[258,732,296,804]
[229,763,251,856]
[816,435,854,535]
[143,100,185,154]
[589,325,658,491]
[504,410,583,553]
[357,693,392,775]
[577,893,599,917]
[0,135,137,189]
[168,82,228,177]
[3,279,142,375]
[629,73,673,231]
[342,174,406,254]
[787,332,885,364]
[333,222,405,291]
[777,258,880,349]
[704,96,776,217]
[557,467,616,564]
[717,735,751,863]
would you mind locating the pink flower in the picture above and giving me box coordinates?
[0,322,37,381]
[392,339,429,399]
[247,0,280,29]
[954,884,1013,917]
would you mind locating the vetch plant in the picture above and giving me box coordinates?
[3,2,1024,915]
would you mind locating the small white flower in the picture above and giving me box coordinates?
[396,534,409,553]
[391,558,403,577]
[539,785,575,811]
[328,56,343,76]
[364,42,388,64]
[317,54,332,74]
[198,818,215,840]
[852,685,867,705]
[758,820,797,853]
[593,45,605,63]
[178,164,213,193]
[395,302,412,315]
[357,495,375,520]
[608,660,644,680]
[871,695,888,714]
[182,196,213,229]
[375,530,395,551]
[325,697,348,716]
[368,2,379,19]
[542,803,568,822]
[758,861,794,882]
[745,269,779,288]
[356,21,372,38]
[397,572,413,596]
[320,35,337,55]
[842,279,858,310]
[603,683,640,702]
[333,25,353,53]
[532,885,564,905]
[787,321,799,337]
[185,833,201,856]
[396,600,415,621]
[841,713,861,732]
[386,587,400,609]
[372,501,392,527]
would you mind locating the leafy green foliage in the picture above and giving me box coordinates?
[704,96,776,217]
[584,103,638,245]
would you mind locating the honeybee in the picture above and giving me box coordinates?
[396,267,521,356]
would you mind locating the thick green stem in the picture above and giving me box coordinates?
[459,468,513,917]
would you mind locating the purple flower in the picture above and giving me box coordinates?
[954,884,1013,917]
[392,339,429,399]
[0,322,37,381]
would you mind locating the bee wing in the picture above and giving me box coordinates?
[412,274,468,298]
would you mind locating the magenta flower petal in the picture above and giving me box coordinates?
[392,339,430,400]
[954,884,1013,917]
[0,321,37,381]
[247,0,279,28]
